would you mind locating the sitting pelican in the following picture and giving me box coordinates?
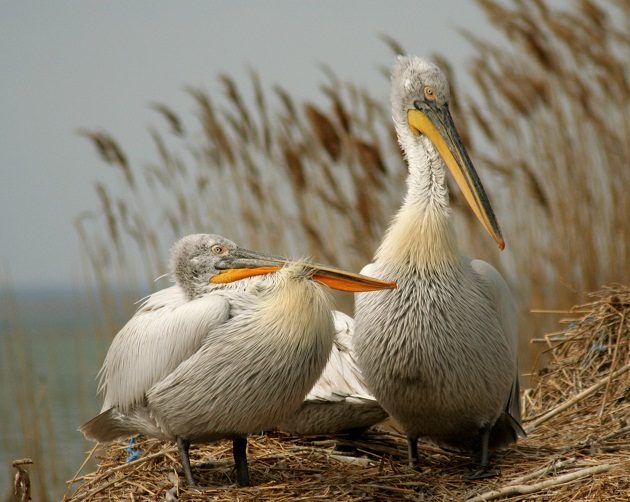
[278,310,388,435]
[80,234,394,487]
[354,56,524,478]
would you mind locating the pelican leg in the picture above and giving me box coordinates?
[232,436,250,486]
[176,436,196,486]
[407,435,419,469]
[467,425,498,480]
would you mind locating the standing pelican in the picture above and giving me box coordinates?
[278,310,388,435]
[354,56,524,478]
[80,234,394,487]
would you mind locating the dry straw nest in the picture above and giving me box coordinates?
[63,285,630,501]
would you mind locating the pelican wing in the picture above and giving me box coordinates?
[98,286,231,412]
[304,310,375,403]
[469,258,523,428]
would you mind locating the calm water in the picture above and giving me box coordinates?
[0,287,139,499]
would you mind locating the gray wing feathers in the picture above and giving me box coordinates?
[470,259,523,430]
[79,408,132,443]
[79,407,166,442]
[99,286,231,412]
[469,260,518,359]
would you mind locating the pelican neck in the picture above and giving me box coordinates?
[375,134,460,271]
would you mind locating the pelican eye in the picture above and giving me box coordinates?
[211,244,228,255]
[423,86,436,101]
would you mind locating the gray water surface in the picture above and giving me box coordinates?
[0,288,137,499]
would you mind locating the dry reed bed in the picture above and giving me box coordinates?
[63,285,630,501]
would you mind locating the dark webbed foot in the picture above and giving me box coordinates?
[232,436,250,487]
[176,436,196,486]
[467,466,499,480]
[407,435,419,469]
[468,424,499,479]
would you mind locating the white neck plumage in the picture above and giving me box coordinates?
[376,130,460,271]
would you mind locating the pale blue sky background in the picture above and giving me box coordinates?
[0,1,498,289]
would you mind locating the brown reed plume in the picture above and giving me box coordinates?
[77,67,406,323]
[79,0,629,359]
[453,0,630,342]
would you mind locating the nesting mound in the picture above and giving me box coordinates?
[64,286,630,501]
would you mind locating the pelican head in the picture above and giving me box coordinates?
[391,56,504,250]
[170,234,239,297]
[171,233,396,299]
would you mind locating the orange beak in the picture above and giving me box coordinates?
[210,266,281,284]
[210,252,396,293]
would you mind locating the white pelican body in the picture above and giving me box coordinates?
[279,311,388,435]
[354,57,523,477]
[81,234,394,486]
[88,268,332,441]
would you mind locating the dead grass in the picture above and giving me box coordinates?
[63,285,630,501]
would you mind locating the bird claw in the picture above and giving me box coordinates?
[466,466,499,480]
[234,468,250,487]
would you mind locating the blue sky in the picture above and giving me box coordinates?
[0,1,495,289]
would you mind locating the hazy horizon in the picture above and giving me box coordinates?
[1,1,498,290]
